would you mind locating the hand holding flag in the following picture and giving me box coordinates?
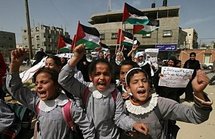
[72,22,101,50]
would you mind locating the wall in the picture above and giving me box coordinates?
[179,49,215,66]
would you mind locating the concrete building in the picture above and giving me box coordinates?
[0,31,16,62]
[89,5,187,59]
[22,24,69,55]
[182,28,198,49]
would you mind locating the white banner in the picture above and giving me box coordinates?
[158,67,194,88]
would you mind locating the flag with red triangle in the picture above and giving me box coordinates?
[133,19,159,35]
[57,35,66,48]
[73,22,100,50]
[57,35,72,52]
[71,34,77,51]
[117,29,135,47]
[122,3,149,25]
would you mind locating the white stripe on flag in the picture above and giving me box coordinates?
[129,14,148,20]
[124,36,134,44]
[84,33,100,44]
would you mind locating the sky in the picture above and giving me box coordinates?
[1,0,215,44]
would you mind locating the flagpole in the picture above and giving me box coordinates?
[119,2,125,54]
[72,21,80,52]
[25,0,33,59]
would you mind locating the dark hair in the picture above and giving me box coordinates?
[126,68,150,85]
[176,59,181,64]
[33,67,59,84]
[88,59,113,82]
[47,55,62,67]
[120,60,139,69]
[190,52,196,57]
[168,56,177,66]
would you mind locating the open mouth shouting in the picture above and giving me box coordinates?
[136,88,146,96]
[37,91,48,100]
[96,81,107,91]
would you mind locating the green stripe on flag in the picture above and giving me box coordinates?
[76,39,100,50]
[125,16,149,25]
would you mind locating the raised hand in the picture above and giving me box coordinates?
[73,44,85,57]
[69,44,85,67]
[192,70,210,101]
[192,70,209,93]
[10,48,28,72]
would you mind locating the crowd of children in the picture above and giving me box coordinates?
[0,43,213,139]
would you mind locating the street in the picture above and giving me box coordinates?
[177,72,215,139]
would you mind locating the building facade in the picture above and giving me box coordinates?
[182,28,198,49]
[89,5,187,59]
[0,31,16,62]
[22,24,69,55]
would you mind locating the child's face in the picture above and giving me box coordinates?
[120,64,133,86]
[167,60,175,67]
[35,72,58,101]
[45,58,61,72]
[126,72,151,104]
[89,63,112,92]
[116,53,124,61]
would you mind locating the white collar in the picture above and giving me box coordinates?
[38,93,69,112]
[115,60,121,65]
[88,83,115,99]
[125,93,158,115]
[138,61,147,67]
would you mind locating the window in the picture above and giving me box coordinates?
[204,54,211,64]
[36,35,40,40]
[35,27,39,31]
[163,30,172,37]
[142,33,151,38]
[111,33,117,39]
[100,33,105,40]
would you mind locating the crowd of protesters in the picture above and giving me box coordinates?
[0,42,213,139]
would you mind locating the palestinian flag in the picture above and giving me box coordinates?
[71,34,77,51]
[57,35,72,52]
[73,22,100,50]
[94,42,109,52]
[133,19,159,35]
[122,3,149,25]
[117,29,135,46]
